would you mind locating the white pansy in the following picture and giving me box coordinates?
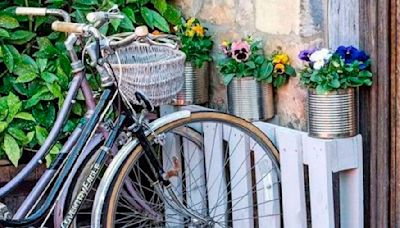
[313,60,325,70]
[309,48,332,70]
[309,48,332,62]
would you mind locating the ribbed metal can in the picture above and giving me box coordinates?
[174,62,209,105]
[228,77,274,121]
[308,88,357,139]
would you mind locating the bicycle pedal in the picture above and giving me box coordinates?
[0,202,12,220]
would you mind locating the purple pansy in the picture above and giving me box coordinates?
[335,46,370,69]
[299,48,316,62]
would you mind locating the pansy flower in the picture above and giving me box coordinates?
[335,46,360,64]
[220,41,231,56]
[274,63,285,74]
[309,48,332,70]
[192,24,205,37]
[273,54,289,65]
[231,40,251,62]
[299,48,316,62]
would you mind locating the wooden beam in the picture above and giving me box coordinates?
[359,0,391,227]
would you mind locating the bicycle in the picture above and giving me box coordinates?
[0,6,282,228]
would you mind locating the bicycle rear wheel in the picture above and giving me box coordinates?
[102,112,281,228]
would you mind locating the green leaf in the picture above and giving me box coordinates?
[316,85,327,94]
[330,78,340,88]
[25,88,49,109]
[259,62,273,79]
[151,10,170,32]
[245,61,256,69]
[14,112,35,122]
[223,74,235,85]
[74,0,98,5]
[122,8,136,23]
[7,30,35,45]
[110,19,121,31]
[141,7,154,29]
[0,28,9,38]
[0,14,19,29]
[25,131,35,145]
[41,72,58,83]
[46,83,63,98]
[15,66,38,83]
[254,56,265,65]
[32,103,55,128]
[120,15,134,30]
[7,127,27,142]
[163,4,182,25]
[0,98,7,121]
[152,0,168,13]
[6,92,21,122]
[36,59,48,73]
[0,121,8,133]
[285,65,296,76]
[72,103,83,116]
[1,45,14,72]
[35,126,48,146]
[3,134,21,167]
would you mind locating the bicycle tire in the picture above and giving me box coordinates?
[102,112,281,228]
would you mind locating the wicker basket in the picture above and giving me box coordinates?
[108,43,186,106]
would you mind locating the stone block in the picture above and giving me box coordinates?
[255,0,301,35]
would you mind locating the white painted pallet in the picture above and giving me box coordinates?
[161,105,363,228]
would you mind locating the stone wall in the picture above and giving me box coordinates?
[174,0,326,131]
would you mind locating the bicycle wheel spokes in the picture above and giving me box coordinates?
[106,114,281,228]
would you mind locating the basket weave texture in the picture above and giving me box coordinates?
[108,43,186,106]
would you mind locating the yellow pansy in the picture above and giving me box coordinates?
[273,54,290,65]
[185,29,195,37]
[274,63,286,74]
[192,23,205,37]
[221,41,229,46]
[186,17,196,27]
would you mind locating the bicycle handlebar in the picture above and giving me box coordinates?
[15,7,46,16]
[51,21,86,34]
[15,7,71,22]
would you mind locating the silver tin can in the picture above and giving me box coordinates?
[175,62,209,105]
[228,77,275,121]
[308,88,357,139]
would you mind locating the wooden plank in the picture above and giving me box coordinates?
[227,127,253,228]
[252,122,280,227]
[328,0,360,48]
[359,0,391,226]
[160,106,184,227]
[203,123,227,227]
[390,0,400,227]
[339,135,364,228]
[276,129,307,228]
[183,137,207,218]
[252,142,281,227]
[303,138,335,228]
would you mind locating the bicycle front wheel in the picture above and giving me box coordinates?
[103,112,281,228]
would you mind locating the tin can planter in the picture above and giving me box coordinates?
[175,62,209,105]
[228,77,274,121]
[308,88,357,139]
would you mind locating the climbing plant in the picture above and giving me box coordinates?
[0,0,182,167]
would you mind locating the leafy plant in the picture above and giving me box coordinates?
[265,51,296,88]
[69,0,182,34]
[176,17,213,68]
[217,37,272,85]
[299,46,372,94]
[0,0,182,167]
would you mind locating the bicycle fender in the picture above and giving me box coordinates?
[91,110,191,227]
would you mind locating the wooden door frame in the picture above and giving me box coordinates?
[359,0,395,227]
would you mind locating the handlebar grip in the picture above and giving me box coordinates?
[15,7,47,16]
[51,21,86,33]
